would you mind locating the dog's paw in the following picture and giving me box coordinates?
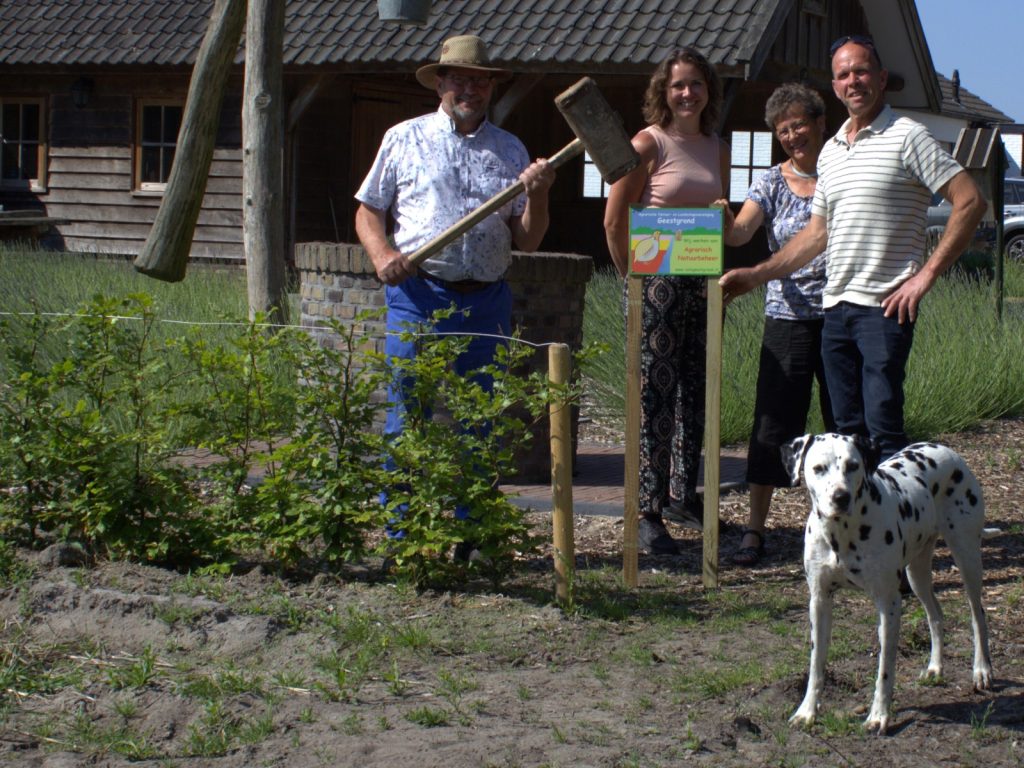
[788,708,816,729]
[919,665,943,684]
[864,712,890,736]
[973,664,993,692]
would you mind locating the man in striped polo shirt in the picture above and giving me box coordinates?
[720,35,985,459]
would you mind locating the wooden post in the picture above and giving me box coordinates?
[243,0,288,323]
[549,343,575,604]
[623,276,642,588]
[702,278,724,588]
[133,0,247,282]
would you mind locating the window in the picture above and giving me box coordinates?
[582,150,609,199]
[0,98,46,190]
[729,130,773,203]
[135,101,183,190]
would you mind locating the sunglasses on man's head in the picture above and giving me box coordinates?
[829,34,882,67]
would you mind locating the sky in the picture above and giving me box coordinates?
[916,0,1022,123]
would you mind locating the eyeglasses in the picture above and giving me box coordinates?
[829,34,883,67]
[443,73,494,89]
[775,118,812,141]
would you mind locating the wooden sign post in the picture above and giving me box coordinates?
[623,207,724,588]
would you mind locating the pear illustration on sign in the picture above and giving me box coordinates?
[628,207,723,276]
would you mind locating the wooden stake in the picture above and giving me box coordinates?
[549,343,575,604]
[133,0,247,282]
[623,276,642,588]
[702,278,724,588]
[243,0,288,323]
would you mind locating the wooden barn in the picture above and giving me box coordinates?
[0,0,1002,269]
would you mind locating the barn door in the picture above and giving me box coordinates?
[350,83,438,199]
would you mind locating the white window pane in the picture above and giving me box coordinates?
[729,168,749,203]
[582,163,604,198]
[731,131,751,164]
[752,132,773,167]
[750,167,769,187]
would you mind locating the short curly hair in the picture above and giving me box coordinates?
[763,83,826,131]
[641,47,722,136]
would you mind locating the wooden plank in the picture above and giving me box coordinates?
[44,202,241,227]
[63,236,245,260]
[65,221,243,243]
[623,275,642,588]
[40,188,241,209]
[702,278,723,590]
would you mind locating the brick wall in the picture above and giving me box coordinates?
[294,242,594,482]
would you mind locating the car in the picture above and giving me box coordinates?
[1004,214,1024,262]
[1004,177,1024,219]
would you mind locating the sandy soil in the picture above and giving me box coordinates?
[2,420,1023,767]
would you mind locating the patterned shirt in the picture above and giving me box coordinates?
[355,107,530,282]
[813,105,963,308]
[748,164,827,320]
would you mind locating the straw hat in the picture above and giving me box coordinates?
[415,35,512,89]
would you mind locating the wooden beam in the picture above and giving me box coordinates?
[243,0,288,322]
[492,74,544,128]
[133,0,247,282]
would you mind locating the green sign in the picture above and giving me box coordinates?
[628,207,723,277]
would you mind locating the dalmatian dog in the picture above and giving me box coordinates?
[781,433,993,735]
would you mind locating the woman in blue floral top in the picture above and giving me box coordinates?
[721,83,837,566]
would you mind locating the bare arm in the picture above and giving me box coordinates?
[510,159,556,252]
[720,199,765,247]
[719,213,828,301]
[881,170,986,323]
[603,131,657,278]
[354,203,417,286]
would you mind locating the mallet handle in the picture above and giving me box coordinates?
[407,138,584,267]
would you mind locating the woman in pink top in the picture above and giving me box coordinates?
[604,48,731,555]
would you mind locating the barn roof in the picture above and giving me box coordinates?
[0,0,788,77]
[936,72,1014,125]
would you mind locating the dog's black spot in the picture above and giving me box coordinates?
[850,567,861,574]
[952,468,964,484]
[931,482,939,496]
[926,455,937,469]
[829,535,839,553]
[946,486,955,497]
[902,542,906,557]
[918,533,923,542]
[848,541,857,551]
[897,523,903,540]
[898,500,913,520]
[967,489,979,506]
[813,464,827,476]
[915,507,920,521]
[883,672,889,680]
[856,555,862,562]
[860,525,872,541]
[915,476,928,489]
[885,530,894,545]
[868,482,882,504]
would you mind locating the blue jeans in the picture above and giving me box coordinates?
[381,276,512,525]
[821,302,914,460]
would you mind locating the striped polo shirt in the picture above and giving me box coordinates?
[812,104,963,308]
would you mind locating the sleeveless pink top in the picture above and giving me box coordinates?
[639,125,723,208]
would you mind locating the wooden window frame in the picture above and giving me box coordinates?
[0,97,48,193]
[729,129,774,203]
[133,98,184,193]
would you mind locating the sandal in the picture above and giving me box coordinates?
[730,527,766,567]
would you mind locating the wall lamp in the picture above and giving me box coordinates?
[70,77,94,109]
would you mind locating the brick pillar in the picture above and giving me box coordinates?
[295,243,594,482]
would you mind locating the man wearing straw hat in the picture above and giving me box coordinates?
[355,34,554,558]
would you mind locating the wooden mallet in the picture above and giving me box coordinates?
[406,76,640,266]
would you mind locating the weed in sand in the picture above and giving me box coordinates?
[67,708,160,760]
[112,697,138,719]
[337,711,364,735]
[406,705,450,727]
[377,715,393,730]
[383,660,408,696]
[298,706,316,724]
[815,709,864,737]
[106,647,160,690]
[272,668,308,691]
[153,600,202,627]
[671,658,764,698]
[437,668,478,715]
[970,700,995,740]
[516,684,533,701]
